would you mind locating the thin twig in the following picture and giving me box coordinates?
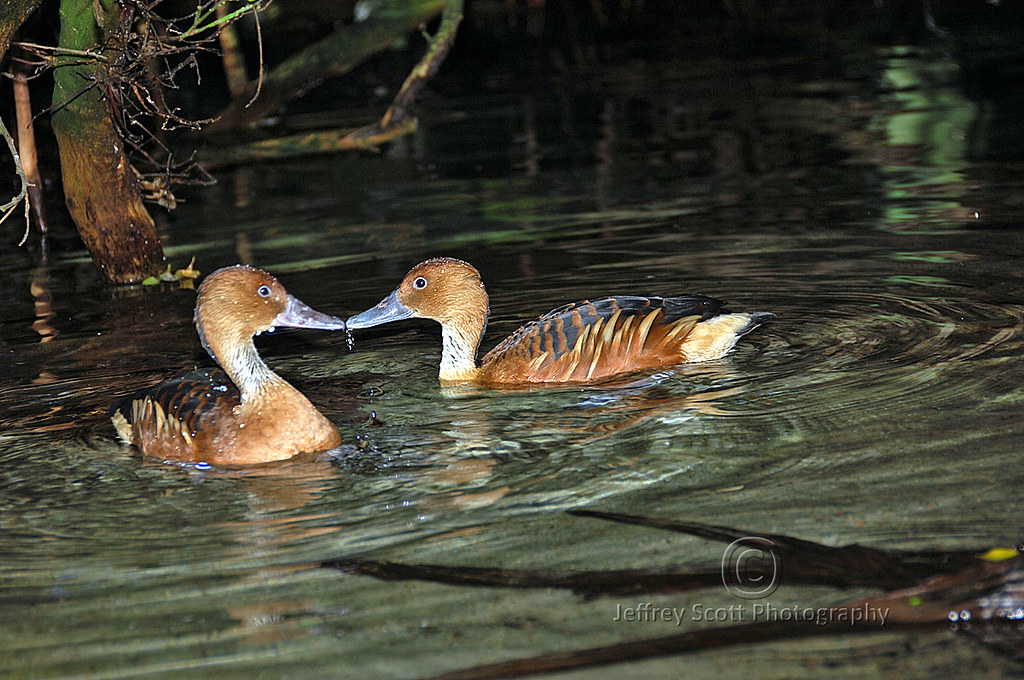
[246,6,264,108]
[182,0,269,40]
[13,41,109,62]
[0,114,30,244]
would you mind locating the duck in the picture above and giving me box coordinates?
[110,265,347,465]
[346,257,773,385]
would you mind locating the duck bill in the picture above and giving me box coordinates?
[274,295,348,331]
[347,289,416,330]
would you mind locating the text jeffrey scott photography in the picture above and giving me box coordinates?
[612,602,891,627]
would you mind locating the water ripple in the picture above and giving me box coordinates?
[741,287,1024,426]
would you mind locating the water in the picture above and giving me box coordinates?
[3,37,1024,679]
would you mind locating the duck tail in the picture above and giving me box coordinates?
[735,312,775,337]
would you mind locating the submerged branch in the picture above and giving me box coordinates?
[203,0,462,167]
[322,511,1024,679]
[376,0,463,132]
[417,555,1024,680]
[203,118,418,168]
[421,620,953,680]
[207,0,446,133]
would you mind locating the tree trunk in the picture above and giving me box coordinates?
[50,0,165,283]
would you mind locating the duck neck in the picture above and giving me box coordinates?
[197,310,303,409]
[222,337,290,404]
[438,312,486,383]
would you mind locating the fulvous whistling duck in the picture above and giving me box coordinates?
[347,257,773,385]
[110,265,347,465]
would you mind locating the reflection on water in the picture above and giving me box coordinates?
[3,38,1024,679]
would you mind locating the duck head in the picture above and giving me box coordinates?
[347,258,488,331]
[195,265,346,364]
[348,258,489,381]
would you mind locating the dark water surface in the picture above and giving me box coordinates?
[3,40,1024,678]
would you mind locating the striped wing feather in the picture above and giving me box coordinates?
[109,369,239,458]
[480,295,725,383]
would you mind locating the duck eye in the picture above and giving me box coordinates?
[413,276,427,290]
[257,285,271,298]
